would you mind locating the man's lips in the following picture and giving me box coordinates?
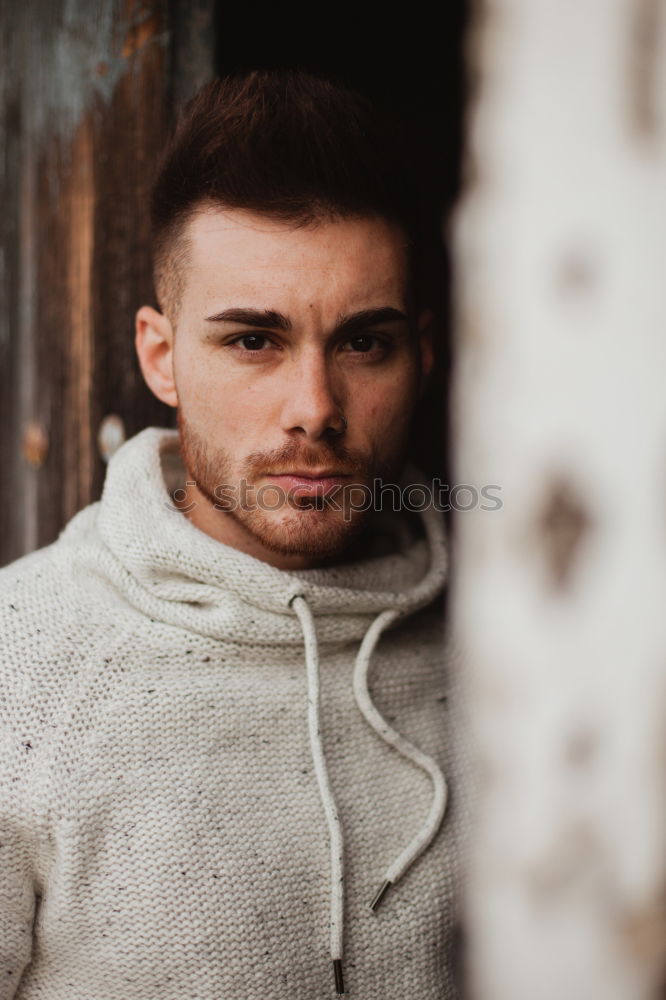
[263,472,353,497]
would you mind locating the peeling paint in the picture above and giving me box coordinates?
[526,820,607,901]
[11,0,169,153]
[563,727,599,769]
[628,0,662,140]
[557,248,599,299]
[535,475,592,592]
[620,890,666,964]
[21,421,49,468]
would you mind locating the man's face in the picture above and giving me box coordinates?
[141,206,433,570]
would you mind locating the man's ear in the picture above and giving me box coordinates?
[134,305,178,408]
[417,307,435,394]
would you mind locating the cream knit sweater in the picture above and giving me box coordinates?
[0,427,475,999]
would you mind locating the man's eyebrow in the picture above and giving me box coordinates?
[204,308,292,331]
[202,306,409,335]
[334,307,409,335]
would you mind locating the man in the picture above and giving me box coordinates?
[0,70,473,998]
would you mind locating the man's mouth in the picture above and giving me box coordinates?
[263,472,353,498]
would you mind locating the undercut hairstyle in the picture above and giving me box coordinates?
[149,69,434,330]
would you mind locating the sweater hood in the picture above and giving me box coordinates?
[69,426,448,646]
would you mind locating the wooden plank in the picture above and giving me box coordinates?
[0,0,215,564]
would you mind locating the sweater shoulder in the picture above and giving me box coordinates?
[0,502,124,720]
[0,503,100,637]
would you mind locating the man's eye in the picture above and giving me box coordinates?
[342,334,387,354]
[229,334,270,352]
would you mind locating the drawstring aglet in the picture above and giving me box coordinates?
[368,878,392,911]
[333,958,345,994]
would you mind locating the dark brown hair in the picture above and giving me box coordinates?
[149,69,427,326]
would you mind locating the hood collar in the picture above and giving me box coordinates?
[88,427,447,644]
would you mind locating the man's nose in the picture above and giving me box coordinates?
[279,351,346,441]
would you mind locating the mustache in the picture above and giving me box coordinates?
[243,444,370,478]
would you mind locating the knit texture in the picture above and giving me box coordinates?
[0,426,477,999]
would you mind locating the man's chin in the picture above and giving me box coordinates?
[234,505,368,560]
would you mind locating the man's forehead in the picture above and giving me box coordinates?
[184,205,409,271]
[180,205,411,314]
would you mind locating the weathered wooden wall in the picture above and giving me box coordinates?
[453,0,666,997]
[0,0,215,565]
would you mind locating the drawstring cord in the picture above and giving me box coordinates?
[289,593,448,996]
[290,594,346,993]
[351,608,448,910]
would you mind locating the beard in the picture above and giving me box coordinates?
[175,407,405,563]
